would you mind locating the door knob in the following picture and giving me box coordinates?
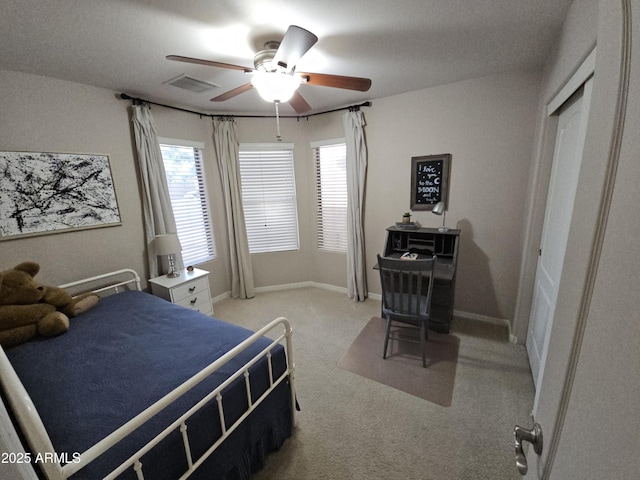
[514,423,543,475]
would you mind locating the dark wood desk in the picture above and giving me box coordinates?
[378,226,460,333]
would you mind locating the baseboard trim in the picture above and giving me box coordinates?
[453,309,507,325]
[212,281,350,304]
[211,291,230,304]
[254,281,315,293]
[454,309,516,342]
[212,286,515,341]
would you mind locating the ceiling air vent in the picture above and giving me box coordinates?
[164,74,220,93]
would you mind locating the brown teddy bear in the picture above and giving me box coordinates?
[0,262,100,348]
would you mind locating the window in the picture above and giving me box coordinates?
[239,143,299,253]
[313,139,348,253]
[158,138,216,265]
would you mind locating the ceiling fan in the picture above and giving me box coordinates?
[167,25,371,114]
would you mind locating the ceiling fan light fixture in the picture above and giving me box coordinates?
[168,24,371,110]
[251,72,301,103]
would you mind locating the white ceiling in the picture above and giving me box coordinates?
[0,0,573,116]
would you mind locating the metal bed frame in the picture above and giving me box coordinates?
[0,269,296,480]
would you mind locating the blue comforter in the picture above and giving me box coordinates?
[5,290,292,479]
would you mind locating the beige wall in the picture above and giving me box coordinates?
[549,1,640,478]
[0,68,541,322]
[513,0,598,342]
[236,71,543,324]
[554,2,640,467]
[514,0,639,478]
[0,71,147,287]
[363,71,541,321]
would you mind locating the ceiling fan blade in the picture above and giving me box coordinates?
[272,25,318,71]
[166,55,252,73]
[289,91,312,114]
[298,72,372,92]
[211,83,253,102]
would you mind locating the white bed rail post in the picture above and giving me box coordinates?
[0,348,65,480]
[280,317,297,427]
[58,268,141,294]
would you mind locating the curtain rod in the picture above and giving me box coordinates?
[119,93,370,119]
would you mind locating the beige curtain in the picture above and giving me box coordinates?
[343,109,368,301]
[212,117,255,299]
[131,104,179,278]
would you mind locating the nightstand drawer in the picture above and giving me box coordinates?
[175,294,212,315]
[171,277,209,302]
[149,268,213,316]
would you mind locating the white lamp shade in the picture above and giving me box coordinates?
[251,72,301,103]
[154,233,182,256]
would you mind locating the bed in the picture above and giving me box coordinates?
[0,269,296,480]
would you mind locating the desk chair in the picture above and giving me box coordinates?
[377,254,437,368]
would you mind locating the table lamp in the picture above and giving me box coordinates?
[432,201,448,232]
[154,233,182,278]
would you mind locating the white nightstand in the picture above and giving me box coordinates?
[149,268,213,316]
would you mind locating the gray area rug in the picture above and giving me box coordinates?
[338,317,460,406]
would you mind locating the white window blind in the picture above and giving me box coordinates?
[159,140,216,265]
[239,143,299,253]
[313,140,348,252]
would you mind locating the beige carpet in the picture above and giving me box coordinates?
[214,287,535,479]
[338,317,459,406]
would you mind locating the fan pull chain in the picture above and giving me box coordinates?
[274,101,282,142]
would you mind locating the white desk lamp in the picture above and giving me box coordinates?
[432,201,449,232]
[154,233,182,278]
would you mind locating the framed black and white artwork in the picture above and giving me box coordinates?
[0,151,122,240]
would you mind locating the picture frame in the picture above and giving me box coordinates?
[410,153,451,211]
[0,151,122,241]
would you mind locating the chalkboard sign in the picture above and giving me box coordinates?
[410,154,451,211]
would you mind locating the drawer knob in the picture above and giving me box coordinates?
[190,298,197,305]
[188,286,196,293]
